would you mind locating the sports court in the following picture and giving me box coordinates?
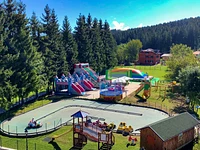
[1,99,168,135]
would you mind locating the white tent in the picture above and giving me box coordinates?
[112,76,133,83]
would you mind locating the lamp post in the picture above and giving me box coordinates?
[25,129,28,150]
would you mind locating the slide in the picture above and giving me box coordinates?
[83,80,93,90]
[87,80,94,87]
[71,83,85,95]
[84,67,98,81]
[76,83,85,92]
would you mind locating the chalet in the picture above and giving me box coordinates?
[161,54,172,61]
[138,48,160,65]
[137,112,199,150]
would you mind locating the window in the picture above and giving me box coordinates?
[146,56,149,58]
[151,56,154,58]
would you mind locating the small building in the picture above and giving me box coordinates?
[138,48,160,65]
[137,112,199,150]
[161,53,172,61]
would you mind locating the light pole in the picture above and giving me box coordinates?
[25,129,28,150]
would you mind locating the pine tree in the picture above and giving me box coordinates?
[11,1,43,103]
[102,20,118,69]
[74,14,91,64]
[41,5,67,92]
[49,9,68,75]
[62,16,78,73]
[98,19,107,72]
[90,18,103,73]
[85,13,93,67]
[29,12,40,48]
[0,0,18,104]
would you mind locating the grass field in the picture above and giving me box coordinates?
[0,65,200,150]
[0,125,140,150]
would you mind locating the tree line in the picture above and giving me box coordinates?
[112,17,200,53]
[0,0,117,107]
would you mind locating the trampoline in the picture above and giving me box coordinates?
[100,88,123,101]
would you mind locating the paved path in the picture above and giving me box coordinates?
[1,99,168,134]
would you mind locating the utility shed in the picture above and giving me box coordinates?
[137,112,199,150]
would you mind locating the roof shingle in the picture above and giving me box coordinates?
[137,112,199,141]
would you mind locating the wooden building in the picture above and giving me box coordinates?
[137,112,199,150]
[138,48,160,65]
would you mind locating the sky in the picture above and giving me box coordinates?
[5,0,200,30]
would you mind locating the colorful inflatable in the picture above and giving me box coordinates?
[106,68,147,80]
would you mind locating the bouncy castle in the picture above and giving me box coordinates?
[106,68,147,80]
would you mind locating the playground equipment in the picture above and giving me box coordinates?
[27,118,42,129]
[126,135,138,147]
[106,68,149,81]
[73,73,95,91]
[54,73,85,96]
[116,122,133,135]
[71,110,115,150]
[74,63,106,88]
[142,77,151,100]
[100,84,124,101]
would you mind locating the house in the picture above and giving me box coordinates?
[137,112,199,150]
[138,48,160,65]
[161,54,172,61]
[193,51,200,58]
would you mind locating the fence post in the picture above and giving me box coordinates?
[45,123,47,132]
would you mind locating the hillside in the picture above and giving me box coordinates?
[111,17,200,53]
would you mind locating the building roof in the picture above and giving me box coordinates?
[141,48,160,54]
[161,54,172,57]
[71,110,89,118]
[136,112,199,141]
[193,51,200,55]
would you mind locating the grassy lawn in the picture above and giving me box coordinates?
[0,125,140,150]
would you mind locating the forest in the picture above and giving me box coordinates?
[111,17,200,53]
[0,0,117,105]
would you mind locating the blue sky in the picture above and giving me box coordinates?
[10,0,200,30]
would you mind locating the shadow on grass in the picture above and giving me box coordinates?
[49,95,74,103]
[48,140,61,150]
[172,105,189,114]
[69,143,87,150]
[135,95,147,103]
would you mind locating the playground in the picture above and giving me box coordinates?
[1,99,168,136]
